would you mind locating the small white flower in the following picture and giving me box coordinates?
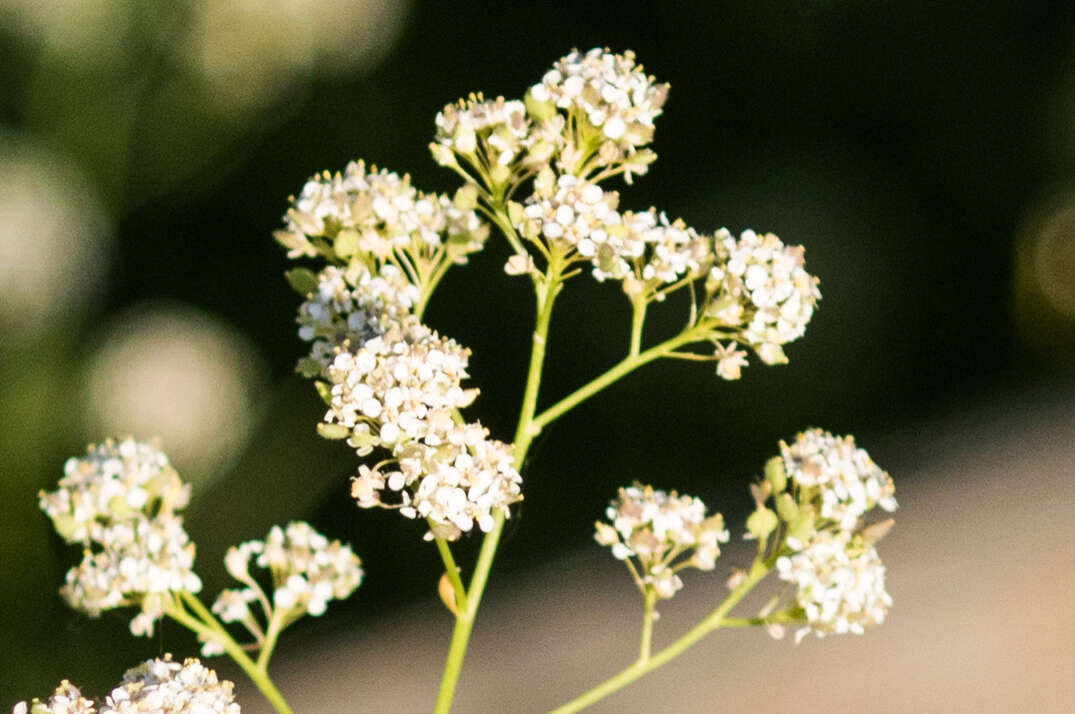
[776,532,892,642]
[596,482,728,599]
[781,429,897,531]
[102,655,240,713]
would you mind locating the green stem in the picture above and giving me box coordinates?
[532,328,701,435]
[257,609,286,671]
[628,299,647,357]
[433,260,563,713]
[638,590,657,662]
[549,559,771,714]
[435,535,468,612]
[166,602,294,714]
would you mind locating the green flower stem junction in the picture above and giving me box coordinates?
[167,591,294,714]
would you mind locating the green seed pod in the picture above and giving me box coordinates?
[746,507,779,539]
[765,455,787,494]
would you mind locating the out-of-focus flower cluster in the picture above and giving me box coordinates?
[595,482,729,599]
[38,439,201,637]
[780,429,897,532]
[212,521,362,631]
[767,429,897,642]
[13,656,239,714]
[280,165,523,542]
[775,531,891,643]
[12,681,95,714]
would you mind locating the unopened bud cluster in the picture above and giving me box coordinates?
[595,482,729,599]
[38,439,201,636]
[13,656,238,714]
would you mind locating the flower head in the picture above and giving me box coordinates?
[103,655,239,713]
[276,160,488,278]
[353,422,522,541]
[596,482,729,598]
[776,531,892,643]
[529,48,668,179]
[706,229,821,365]
[13,681,96,714]
[781,429,897,531]
[40,439,201,637]
[295,263,419,375]
[433,94,536,170]
[322,318,476,454]
[214,522,362,622]
[518,174,620,257]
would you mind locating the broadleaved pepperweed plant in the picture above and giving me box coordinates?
[18,48,898,714]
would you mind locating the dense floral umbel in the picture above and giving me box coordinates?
[595,483,729,599]
[13,657,239,714]
[39,439,201,636]
[276,160,488,272]
[322,318,476,455]
[518,174,620,256]
[12,681,96,714]
[776,532,892,643]
[295,264,419,375]
[781,429,897,531]
[705,229,821,368]
[40,438,188,544]
[529,48,668,181]
[353,422,522,540]
[104,656,239,713]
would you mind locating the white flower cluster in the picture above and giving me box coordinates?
[13,681,96,714]
[780,428,897,531]
[433,94,539,170]
[277,159,487,265]
[595,483,729,599]
[323,317,476,454]
[529,48,668,176]
[773,429,897,641]
[215,521,362,625]
[707,229,822,367]
[296,264,419,373]
[303,269,523,541]
[776,532,891,643]
[610,209,711,291]
[39,439,201,637]
[13,657,238,714]
[354,422,521,540]
[105,656,239,713]
[519,174,619,254]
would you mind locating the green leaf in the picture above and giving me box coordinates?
[313,380,333,405]
[286,268,319,295]
[295,357,323,379]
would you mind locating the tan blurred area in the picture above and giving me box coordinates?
[249,387,1075,713]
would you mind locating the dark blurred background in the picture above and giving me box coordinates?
[2,0,1074,705]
